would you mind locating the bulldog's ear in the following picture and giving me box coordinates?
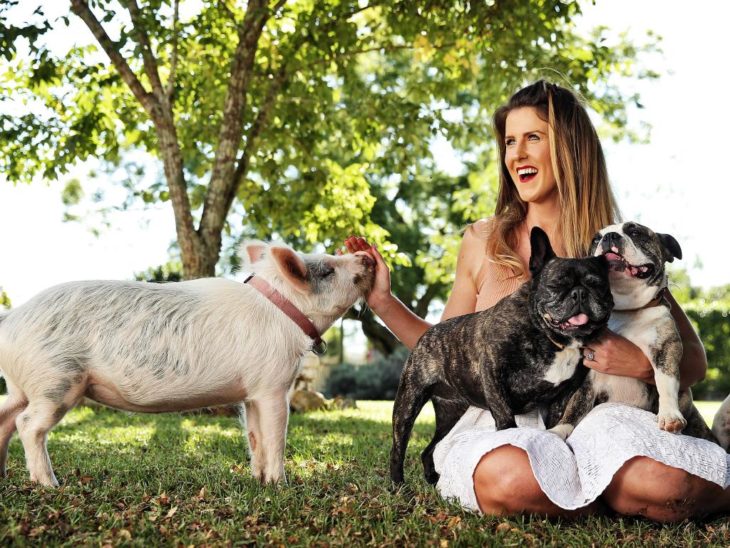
[529,227,556,277]
[657,233,682,263]
[239,240,268,268]
[270,245,309,292]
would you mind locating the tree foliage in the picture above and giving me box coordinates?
[671,270,730,400]
[1,0,658,352]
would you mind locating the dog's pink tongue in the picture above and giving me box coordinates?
[604,252,622,261]
[567,313,589,326]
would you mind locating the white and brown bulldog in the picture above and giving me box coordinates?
[550,221,723,447]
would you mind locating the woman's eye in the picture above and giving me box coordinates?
[528,134,540,141]
[505,138,515,146]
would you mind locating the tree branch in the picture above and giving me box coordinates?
[344,307,400,356]
[123,0,165,100]
[272,0,288,15]
[414,281,442,318]
[71,0,200,276]
[165,0,180,102]
[200,0,382,260]
[224,2,376,214]
[224,63,288,214]
[70,0,159,119]
[199,0,270,255]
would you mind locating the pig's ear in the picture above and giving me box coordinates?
[270,245,309,293]
[239,240,268,269]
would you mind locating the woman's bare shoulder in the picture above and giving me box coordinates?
[459,218,493,276]
[467,217,495,241]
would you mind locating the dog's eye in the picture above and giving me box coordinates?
[321,267,335,278]
[591,234,602,244]
[547,281,567,293]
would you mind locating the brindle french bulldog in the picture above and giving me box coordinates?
[390,227,614,484]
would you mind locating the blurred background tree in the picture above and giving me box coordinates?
[1,0,658,356]
[670,268,730,400]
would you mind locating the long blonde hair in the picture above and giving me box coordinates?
[488,80,620,278]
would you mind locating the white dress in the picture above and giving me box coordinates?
[433,402,730,511]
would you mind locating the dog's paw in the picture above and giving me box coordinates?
[548,424,574,440]
[657,410,686,433]
[424,470,440,485]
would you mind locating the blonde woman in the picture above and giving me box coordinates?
[346,81,730,521]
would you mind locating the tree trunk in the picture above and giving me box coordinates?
[345,308,401,356]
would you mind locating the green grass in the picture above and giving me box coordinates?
[0,399,728,546]
[696,400,722,425]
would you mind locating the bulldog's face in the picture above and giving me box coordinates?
[589,221,682,309]
[528,227,614,340]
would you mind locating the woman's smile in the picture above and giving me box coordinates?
[516,165,539,183]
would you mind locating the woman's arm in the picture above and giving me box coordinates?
[344,226,484,349]
[666,290,707,388]
[440,225,484,321]
[344,237,431,350]
[583,291,707,389]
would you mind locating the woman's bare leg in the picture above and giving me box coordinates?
[473,445,601,518]
[603,456,730,522]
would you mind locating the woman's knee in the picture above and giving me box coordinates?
[604,456,718,522]
[473,445,550,515]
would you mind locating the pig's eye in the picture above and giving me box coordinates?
[321,266,335,278]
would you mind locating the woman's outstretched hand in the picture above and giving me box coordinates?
[343,236,393,312]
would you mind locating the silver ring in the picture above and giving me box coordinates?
[585,350,595,361]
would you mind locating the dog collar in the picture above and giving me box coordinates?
[539,315,566,350]
[616,287,669,313]
[243,274,327,355]
[545,332,565,350]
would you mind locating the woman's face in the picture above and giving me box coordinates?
[504,107,557,205]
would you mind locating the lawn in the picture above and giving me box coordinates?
[0,399,728,546]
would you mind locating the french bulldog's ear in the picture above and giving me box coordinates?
[529,227,556,277]
[239,240,268,268]
[657,233,682,262]
[270,245,309,292]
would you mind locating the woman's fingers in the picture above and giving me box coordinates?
[369,244,387,267]
[344,235,373,253]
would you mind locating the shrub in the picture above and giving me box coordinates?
[686,304,730,400]
[324,346,408,400]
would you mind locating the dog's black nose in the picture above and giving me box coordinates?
[601,232,623,253]
[571,287,586,304]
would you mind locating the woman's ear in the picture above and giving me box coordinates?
[270,245,309,293]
